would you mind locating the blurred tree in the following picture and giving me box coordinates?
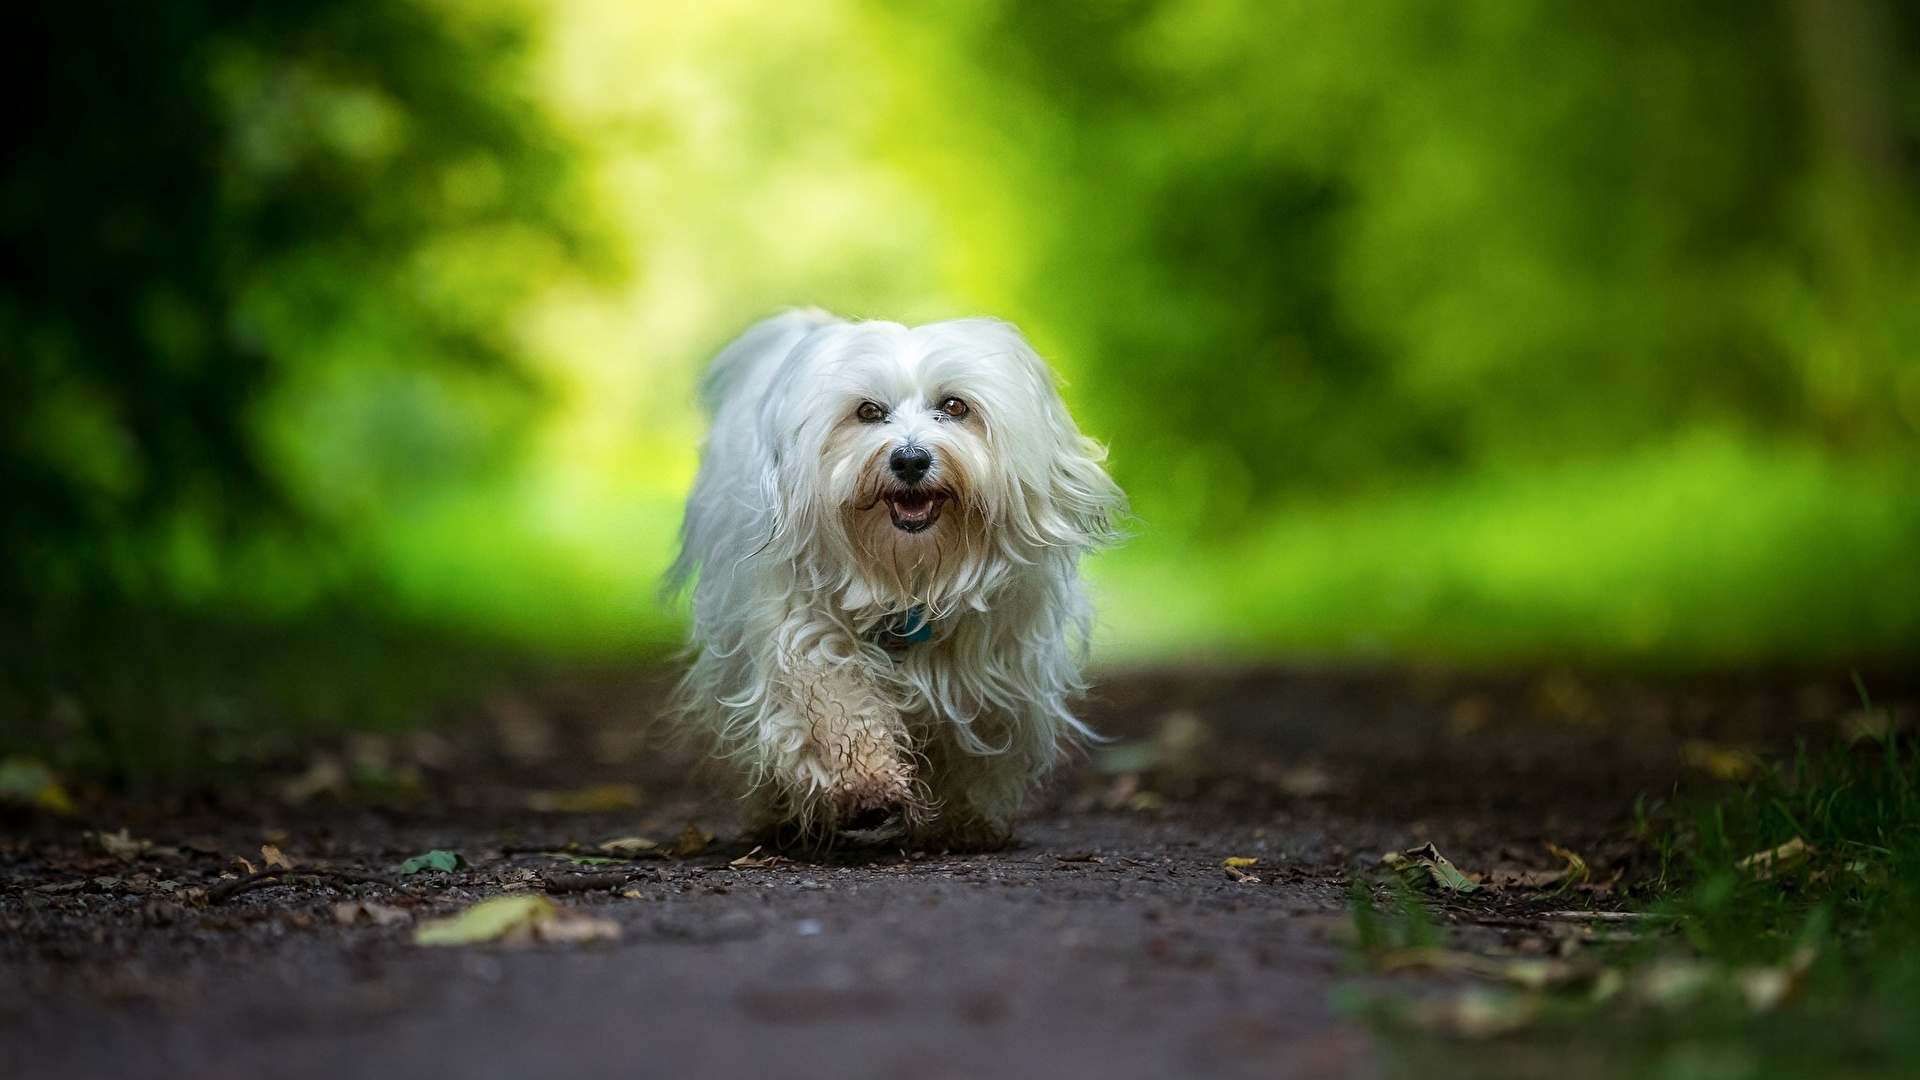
[0,0,586,608]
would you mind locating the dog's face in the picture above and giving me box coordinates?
[759,318,1120,612]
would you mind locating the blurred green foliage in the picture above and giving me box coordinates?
[3,0,588,609]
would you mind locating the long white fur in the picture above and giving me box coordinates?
[668,309,1125,849]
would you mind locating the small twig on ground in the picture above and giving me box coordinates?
[207,868,394,904]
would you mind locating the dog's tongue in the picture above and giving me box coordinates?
[891,495,934,523]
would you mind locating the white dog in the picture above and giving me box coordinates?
[668,310,1124,850]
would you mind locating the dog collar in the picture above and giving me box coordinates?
[871,606,933,652]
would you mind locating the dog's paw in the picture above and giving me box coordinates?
[828,760,917,830]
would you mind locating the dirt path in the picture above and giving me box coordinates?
[0,665,1880,1079]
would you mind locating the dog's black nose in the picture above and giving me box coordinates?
[889,445,933,485]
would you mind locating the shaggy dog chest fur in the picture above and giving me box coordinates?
[668,310,1124,850]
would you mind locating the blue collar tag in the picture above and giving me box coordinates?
[873,606,933,651]
[896,606,932,643]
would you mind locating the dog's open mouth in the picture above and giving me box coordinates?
[885,491,947,533]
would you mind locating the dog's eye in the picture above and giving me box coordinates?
[938,396,970,420]
[856,401,887,424]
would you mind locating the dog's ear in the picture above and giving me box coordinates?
[1023,397,1125,552]
[1039,425,1126,549]
[952,320,1126,552]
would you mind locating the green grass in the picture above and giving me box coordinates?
[1361,680,1920,1079]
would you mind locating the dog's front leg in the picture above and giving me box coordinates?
[755,636,916,838]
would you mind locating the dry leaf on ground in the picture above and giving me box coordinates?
[730,847,790,868]
[280,757,347,805]
[1680,740,1760,781]
[1382,843,1479,893]
[1544,843,1588,881]
[260,845,294,871]
[495,867,541,890]
[0,757,76,815]
[90,829,149,861]
[413,895,621,947]
[673,824,713,857]
[598,836,661,857]
[1735,837,1812,880]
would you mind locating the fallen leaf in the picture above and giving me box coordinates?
[413,895,620,947]
[399,850,467,875]
[597,836,661,857]
[1381,843,1479,893]
[523,784,642,813]
[0,757,76,815]
[1843,858,1889,888]
[672,824,713,857]
[1680,740,1760,782]
[414,895,546,945]
[91,828,149,861]
[1221,856,1260,868]
[1839,706,1902,744]
[260,845,294,871]
[280,757,347,805]
[496,867,540,890]
[1735,838,1812,880]
[1543,843,1588,882]
[730,846,790,868]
